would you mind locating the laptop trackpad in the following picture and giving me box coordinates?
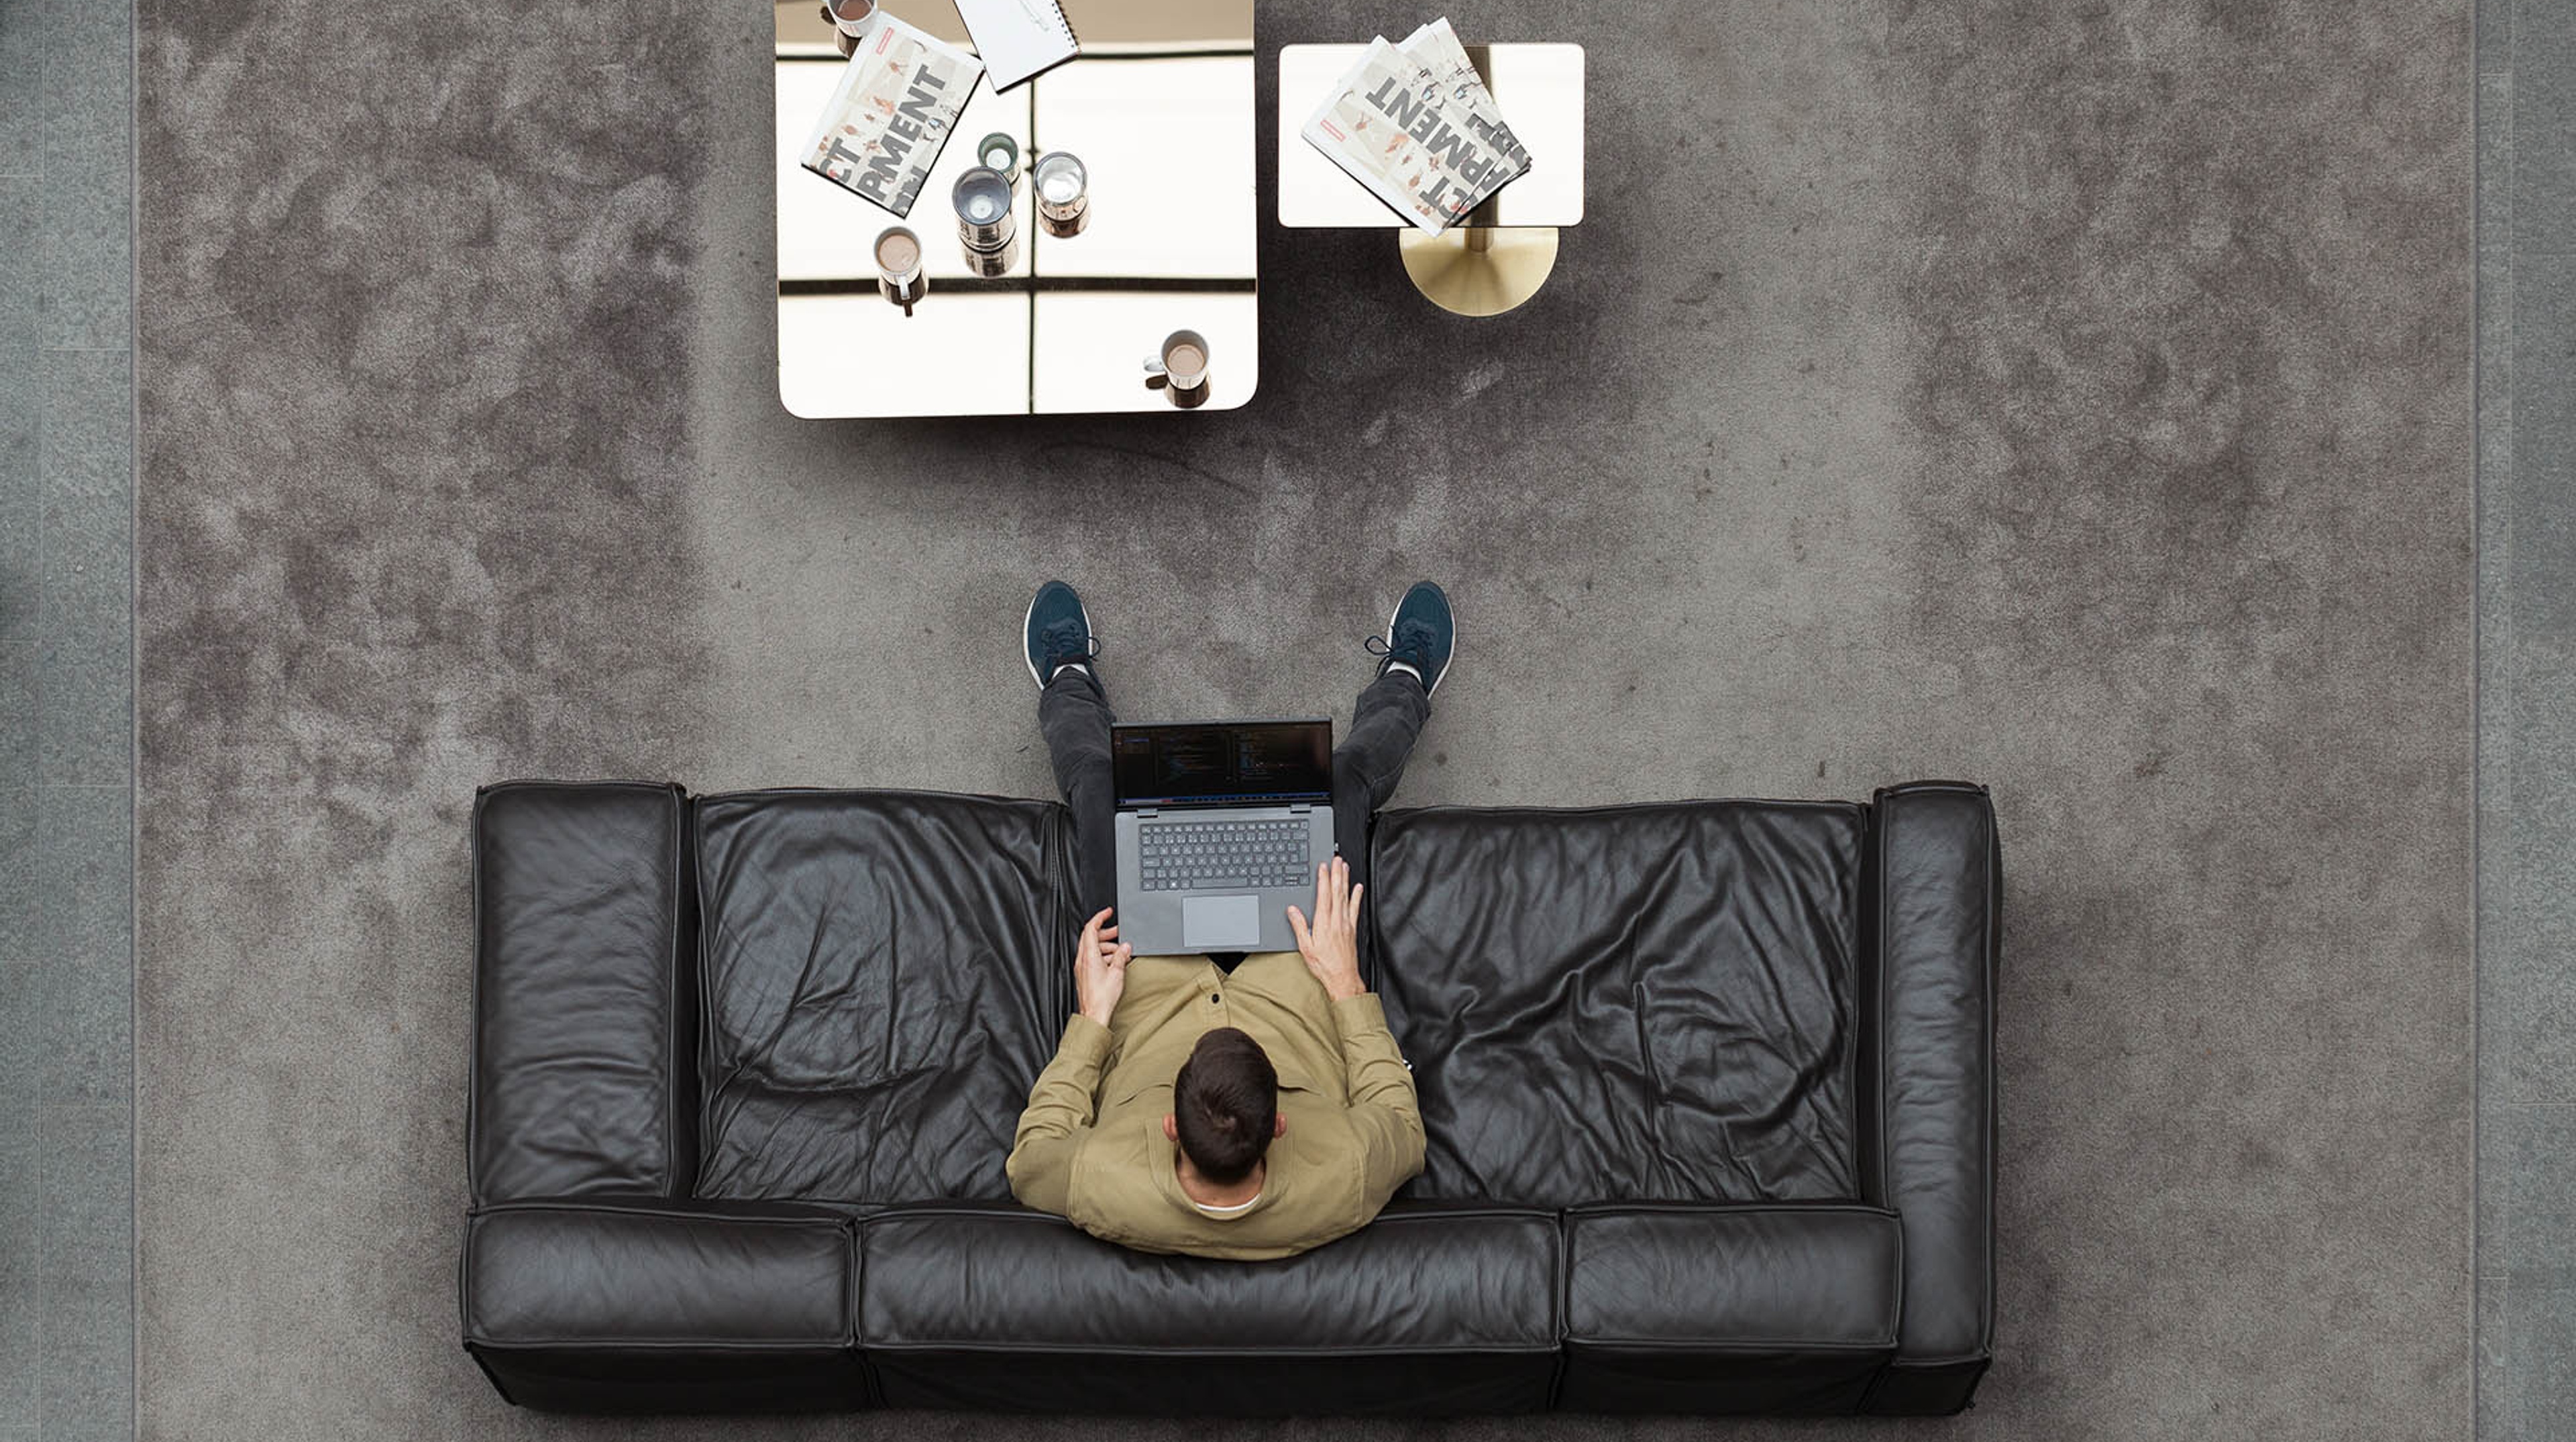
[1182,894,1263,951]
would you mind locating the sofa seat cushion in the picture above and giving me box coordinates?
[860,1200,1560,1351]
[855,1201,1562,1414]
[1371,801,1866,1207]
[1558,1203,1901,1414]
[693,790,1077,1205]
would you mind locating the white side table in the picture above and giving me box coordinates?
[1277,42,1586,316]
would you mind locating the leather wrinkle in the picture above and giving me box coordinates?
[1373,801,1863,1207]
[692,791,1064,1205]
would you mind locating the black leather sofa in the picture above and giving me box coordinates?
[461,780,1996,1417]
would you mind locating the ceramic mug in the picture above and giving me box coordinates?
[824,0,877,38]
[1144,330,1211,402]
[875,226,925,315]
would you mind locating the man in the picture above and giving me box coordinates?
[1005,579,1456,1259]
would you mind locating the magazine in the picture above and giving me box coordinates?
[800,11,985,219]
[1299,20,1532,234]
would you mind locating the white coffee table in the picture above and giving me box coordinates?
[773,0,1258,417]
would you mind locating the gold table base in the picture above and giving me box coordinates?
[1397,226,1560,317]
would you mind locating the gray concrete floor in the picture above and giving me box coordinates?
[0,0,2553,1439]
[0,0,136,1440]
[134,0,2477,1436]
[2477,1,2576,1436]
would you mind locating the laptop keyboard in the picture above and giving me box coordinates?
[1138,818,1313,891]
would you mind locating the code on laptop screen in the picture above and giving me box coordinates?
[1112,721,1332,807]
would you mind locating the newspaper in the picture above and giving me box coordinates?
[1300,20,1532,234]
[800,12,984,219]
[1397,19,1532,176]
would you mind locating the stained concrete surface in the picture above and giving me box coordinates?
[136,0,2473,1439]
[0,0,137,1438]
[2477,0,2576,1433]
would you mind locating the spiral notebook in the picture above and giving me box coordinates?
[953,0,1080,91]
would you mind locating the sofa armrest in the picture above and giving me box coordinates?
[1558,1203,1901,1414]
[1858,782,1997,1414]
[471,781,697,1205]
[1562,1203,1900,1350]
[462,1199,853,1347]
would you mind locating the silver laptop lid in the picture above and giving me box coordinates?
[1111,718,1333,810]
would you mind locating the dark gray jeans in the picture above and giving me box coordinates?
[1038,666,1431,920]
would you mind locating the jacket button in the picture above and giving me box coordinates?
[1210,993,1222,1004]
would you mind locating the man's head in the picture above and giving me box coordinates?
[1166,1027,1281,1184]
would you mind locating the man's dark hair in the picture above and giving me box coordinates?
[1172,1028,1279,1185]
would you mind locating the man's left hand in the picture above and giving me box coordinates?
[1287,857,1366,1002]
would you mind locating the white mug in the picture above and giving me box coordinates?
[1143,330,1210,395]
[874,226,925,315]
[824,0,877,38]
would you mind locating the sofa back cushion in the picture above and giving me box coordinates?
[1370,801,1864,1207]
[857,1201,1561,1414]
[692,790,1075,1205]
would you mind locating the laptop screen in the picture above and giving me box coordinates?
[1111,720,1333,808]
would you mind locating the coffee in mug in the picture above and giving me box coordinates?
[1163,339,1208,387]
[824,0,877,37]
[875,226,925,315]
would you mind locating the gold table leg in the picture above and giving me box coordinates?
[1398,225,1561,316]
[1394,42,1560,317]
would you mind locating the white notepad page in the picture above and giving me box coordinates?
[952,0,1079,90]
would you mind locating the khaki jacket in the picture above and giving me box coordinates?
[1006,951,1425,1260]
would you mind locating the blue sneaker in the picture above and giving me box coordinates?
[1366,581,1455,696]
[1023,579,1100,686]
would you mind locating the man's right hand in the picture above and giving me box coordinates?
[1075,907,1130,1028]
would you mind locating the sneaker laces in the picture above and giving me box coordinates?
[1043,627,1102,675]
[1364,622,1432,674]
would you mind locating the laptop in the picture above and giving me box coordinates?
[1112,718,1335,956]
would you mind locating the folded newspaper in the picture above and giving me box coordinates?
[1300,19,1532,234]
[800,11,984,219]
